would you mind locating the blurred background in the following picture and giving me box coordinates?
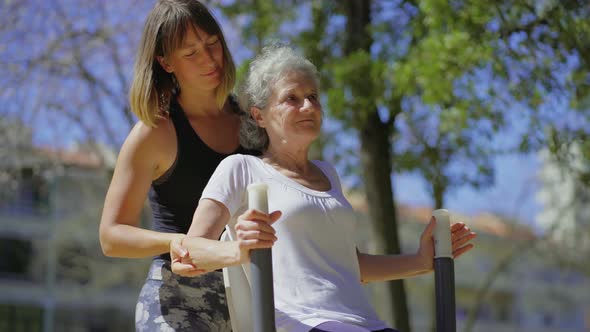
[1,0,589,331]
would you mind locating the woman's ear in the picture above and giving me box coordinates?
[250,107,265,128]
[156,56,174,73]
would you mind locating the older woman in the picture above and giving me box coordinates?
[171,45,476,332]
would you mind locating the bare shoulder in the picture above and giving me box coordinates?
[129,117,174,144]
[118,118,176,179]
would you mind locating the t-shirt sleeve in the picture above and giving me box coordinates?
[200,155,249,216]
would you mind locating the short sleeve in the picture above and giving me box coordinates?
[200,154,249,216]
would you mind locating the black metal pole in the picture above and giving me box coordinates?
[433,209,456,332]
[248,183,276,332]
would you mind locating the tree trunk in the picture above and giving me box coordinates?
[360,112,411,332]
[345,1,411,330]
[433,178,445,210]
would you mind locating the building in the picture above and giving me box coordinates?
[0,144,149,332]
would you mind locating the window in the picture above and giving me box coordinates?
[0,304,43,332]
[0,168,49,216]
[0,238,33,278]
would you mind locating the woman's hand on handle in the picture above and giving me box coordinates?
[234,209,281,263]
[417,217,478,270]
[416,217,437,270]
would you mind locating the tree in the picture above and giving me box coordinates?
[0,0,150,147]
[341,1,412,327]
[489,0,590,165]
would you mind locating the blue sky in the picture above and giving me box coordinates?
[394,153,541,226]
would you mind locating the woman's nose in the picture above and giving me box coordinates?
[201,49,216,67]
[301,98,317,112]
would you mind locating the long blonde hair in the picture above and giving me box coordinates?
[130,0,236,127]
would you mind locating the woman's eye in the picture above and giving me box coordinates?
[207,39,219,46]
[184,51,196,57]
[308,94,318,101]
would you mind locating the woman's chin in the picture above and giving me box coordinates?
[297,122,321,134]
[285,134,320,148]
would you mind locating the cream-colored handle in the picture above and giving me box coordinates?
[247,183,269,213]
[433,209,453,259]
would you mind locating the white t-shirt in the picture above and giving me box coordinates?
[201,154,389,332]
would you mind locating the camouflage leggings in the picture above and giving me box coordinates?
[135,259,232,331]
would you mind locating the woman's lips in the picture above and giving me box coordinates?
[202,69,218,76]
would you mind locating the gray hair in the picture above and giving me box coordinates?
[238,44,319,151]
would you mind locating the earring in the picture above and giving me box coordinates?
[158,91,170,114]
[171,74,179,92]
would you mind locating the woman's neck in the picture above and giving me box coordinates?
[177,90,221,117]
[263,145,311,174]
[262,144,331,192]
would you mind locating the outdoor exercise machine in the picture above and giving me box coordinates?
[433,209,456,332]
[248,183,276,332]
[222,185,457,332]
[221,183,276,332]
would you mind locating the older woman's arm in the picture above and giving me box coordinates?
[171,199,280,276]
[357,218,476,283]
[357,252,432,283]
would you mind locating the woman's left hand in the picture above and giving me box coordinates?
[170,236,208,277]
[417,217,477,268]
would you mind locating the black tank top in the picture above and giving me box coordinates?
[148,97,257,260]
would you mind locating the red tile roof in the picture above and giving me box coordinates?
[37,147,106,168]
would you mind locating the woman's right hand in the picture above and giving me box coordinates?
[170,236,208,277]
[234,209,281,263]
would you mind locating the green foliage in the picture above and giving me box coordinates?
[235,60,251,91]
[218,0,299,51]
[393,30,493,104]
[327,51,387,126]
[379,0,503,201]
[218,0,590,204]
[547,128,590,186]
